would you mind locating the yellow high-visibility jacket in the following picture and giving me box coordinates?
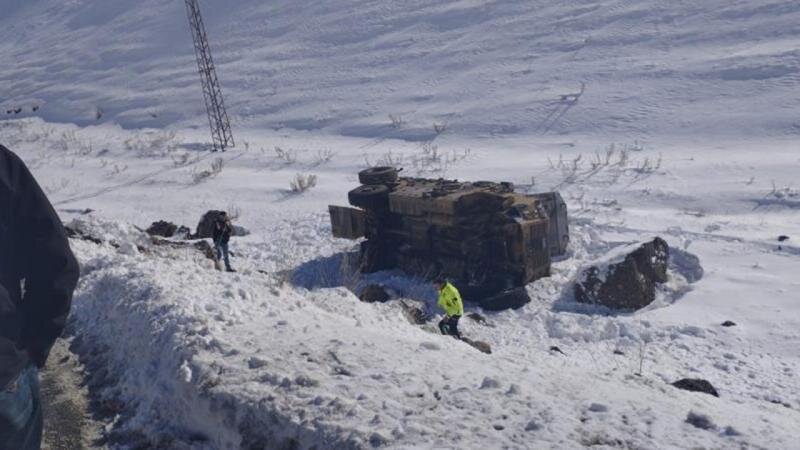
[437,282,464,317]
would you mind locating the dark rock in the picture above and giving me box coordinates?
[369,432,388,448]
[778,235,789,242]
[685,411,716,430]
[672,378,719,397]
[333,366,353,376]
[480,377,501,389]
[588,403,608,413]
[146,220,178,238]
[524,420,542,432]
[613,349,625,355]
[247,357,268,369]
[462,338,492,354]
[480,287,531,311]
[549,346,566,356]
[493,424,505,431]
[359,284,390,303]
[175,226,192,239]
[64,226,103,245]
[723,426,742,436]
[400,302,428,324]
[575,238,669,310]
[466,312,488,324]
[721,320,737,327]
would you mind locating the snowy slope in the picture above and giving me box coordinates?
[2,116,798,448]
[1,0,800,448]
[65,214,799,449]
[1,0,800,140]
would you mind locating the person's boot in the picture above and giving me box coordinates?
[226,267,236,273]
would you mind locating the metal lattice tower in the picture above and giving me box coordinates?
[185,0,234,152]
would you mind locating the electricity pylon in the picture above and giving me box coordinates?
[185,0,234,152]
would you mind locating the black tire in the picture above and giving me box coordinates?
[359,166,399,185]
[479,287,531,311]
[348,184,390,210]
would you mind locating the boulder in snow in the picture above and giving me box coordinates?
[685,411,716,431]
[672,378,719,397]
[146,220,179,238]
[574,237,669,310]
[462,338,492,354]
[359,284,390,303]
[400,301,428,325]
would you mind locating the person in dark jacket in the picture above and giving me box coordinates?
[212,212,235,272]
[0,145,79,449]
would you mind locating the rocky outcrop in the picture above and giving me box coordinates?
[574,237,669,310]
[672,378,719,397]
[146,220,178,238]
[359,284,391,303]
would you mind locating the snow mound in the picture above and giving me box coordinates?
[66,217,799,449]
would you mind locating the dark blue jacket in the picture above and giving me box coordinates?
[0,145,79,389]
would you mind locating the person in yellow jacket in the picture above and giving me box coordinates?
[433,278,464,338]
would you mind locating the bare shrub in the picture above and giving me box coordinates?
[274,146,298,165]
[191,157,225,184]
[388,114,405,129]
[171,152,197,167]
[409,141,471,175]
[44,178,71,195]
[290,173,318,193]
[767,182,799,199]
[311,149,336,167]
[124,130,178,157]
[364,150,405,168]
[549,144,663,189]
[433,121,448,135]
[227,204,242,221]
[630,154,662,176]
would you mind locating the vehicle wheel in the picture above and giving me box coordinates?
[358,166,399,185]
[348,184,390,210]
[479,287,531,311]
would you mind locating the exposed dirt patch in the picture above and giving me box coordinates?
[40,338,106,450]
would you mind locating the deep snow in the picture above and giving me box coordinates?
[1,0,800,448]
[1,0,800,139]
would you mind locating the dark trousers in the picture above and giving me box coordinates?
[215,241,232,270]
[0,365,42,450]
[438,315,461,338]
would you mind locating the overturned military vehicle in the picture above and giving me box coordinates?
[329,166,569,310]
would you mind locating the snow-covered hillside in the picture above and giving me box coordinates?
[1,0,799,449]
[2,0,800,139]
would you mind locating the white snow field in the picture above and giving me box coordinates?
[1,0,800,449]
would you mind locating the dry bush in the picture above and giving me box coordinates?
[290,173,318,193]
[364,150,405,168]
[310,149,336,167]
[388,114,405,129]
[124,130,178,157]
[191,157,225,184]
[274,146,298,165]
